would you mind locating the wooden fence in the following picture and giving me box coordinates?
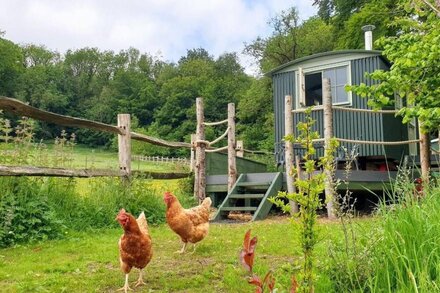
[284,78,430,219]
[0,96,263,200]
[0,97,192,180]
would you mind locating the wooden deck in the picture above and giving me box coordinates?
[207,170,399,194]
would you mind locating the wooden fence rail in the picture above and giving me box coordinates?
[0,165,189,179]
[0,97,192,149]
[0,96,192,180]
[132,155,190,165]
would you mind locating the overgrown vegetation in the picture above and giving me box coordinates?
[0,115,195,248]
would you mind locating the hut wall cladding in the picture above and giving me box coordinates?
[272,55,408,163]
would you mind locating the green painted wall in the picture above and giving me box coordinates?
[206,152,267,175]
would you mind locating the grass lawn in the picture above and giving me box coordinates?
[0,217,372,293]
[0,143,189,173]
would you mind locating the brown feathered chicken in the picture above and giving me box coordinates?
[116,209,153,292]
[164,191,212,253]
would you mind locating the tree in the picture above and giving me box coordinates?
[312,0,401,49]
[244,9,335,73]
[349,0,440,132]
[0,36,23,96]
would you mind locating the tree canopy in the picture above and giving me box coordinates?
[349,0,440,132]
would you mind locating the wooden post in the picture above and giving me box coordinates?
[236,140,244,158]
[117,114,131,178]
[228,103,237,192]
[194,98,206,203]
[190,134,196,172]
[284,95,298,214]
[418,120,430,183]
[323,78,336,219]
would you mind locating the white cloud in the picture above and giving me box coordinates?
[0,0,316,72]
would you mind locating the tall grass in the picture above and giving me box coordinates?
[367,183,440,292]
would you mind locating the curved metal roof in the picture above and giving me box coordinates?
[267,49,385,76]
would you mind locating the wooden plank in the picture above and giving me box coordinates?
[0,165,190,179]
[221,207,257,211]
[253,172,282,221]
[284,95,298,214]
[131,132,192,148]
[213,173,246,221]
[118,114,131,177]
[227,103,237,192]
[419,121,431,182]
[323,78,336,219]
[0,96,123,135]
[236,140,244,158]
[236,181,271,187]
[194,97,206,202]
[228,193,265,199]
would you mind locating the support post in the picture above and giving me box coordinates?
[418,120,430,183]
[194,98,206,203]
[323,78,336,219]
[284,95,298,214]
[117,114,131,178]
[228,103,237,192]
[236,140,244,158]
[190,134,196,172]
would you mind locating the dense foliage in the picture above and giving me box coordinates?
[349,0,440,132]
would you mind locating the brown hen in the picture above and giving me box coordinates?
[164,191,212,253]
[116,209,153,292]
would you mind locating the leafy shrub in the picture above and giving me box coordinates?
[0,177,64,248]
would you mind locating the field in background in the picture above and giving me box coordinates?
[0,143,190,173]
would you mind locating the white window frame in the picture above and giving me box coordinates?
[295,61,352,109]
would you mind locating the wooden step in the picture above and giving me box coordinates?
[221,207,257,211]
[236,181,271,187]
[228,193,265,199]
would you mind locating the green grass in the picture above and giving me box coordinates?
[0,217,361,292]
[0,143,189,173]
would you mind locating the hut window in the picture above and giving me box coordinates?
[300,65,350,107]
[323,66,349,104]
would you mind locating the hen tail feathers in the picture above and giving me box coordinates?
[202,197,212,209]
[136,211,149,235]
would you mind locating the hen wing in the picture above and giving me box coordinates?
[185,197,212,226]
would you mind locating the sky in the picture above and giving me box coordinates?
[0,0,316,74]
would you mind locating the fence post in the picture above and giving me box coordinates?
[284,95,298,214]
[190,134,196,172]
[419,121,430,183]
[194,97,206,203]
[323,78,336,219]
[228,103,237,192]
[117,114,131,178]
[236,140,244,158]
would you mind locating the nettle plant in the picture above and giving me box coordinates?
[269,108,338,293]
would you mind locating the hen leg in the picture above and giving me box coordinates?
[190,243,197,254]
[175,242,187,254]
[134,269,146,287]
[117,274,133,292]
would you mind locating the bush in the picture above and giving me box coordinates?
[0,175,194,247]
[0,177,64,248]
